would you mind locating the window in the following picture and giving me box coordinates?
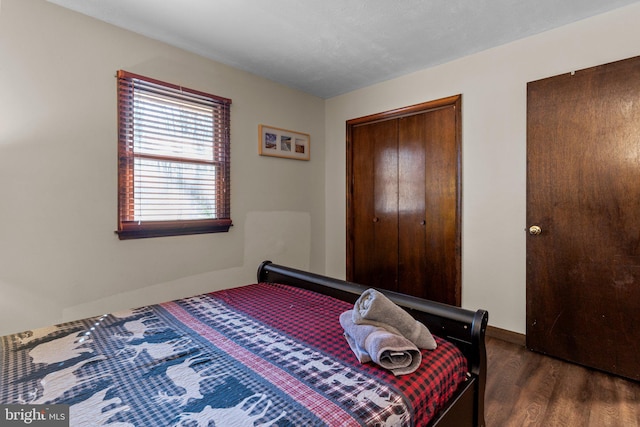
[116,70,232,239]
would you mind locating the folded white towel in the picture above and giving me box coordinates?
[340,310,422,376]
[353,288,437,350]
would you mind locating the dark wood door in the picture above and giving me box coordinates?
[347,96,461,305]
[398,106,459,302]
[351,119,399,290]
[527,56,640,380]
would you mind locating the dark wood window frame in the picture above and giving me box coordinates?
[116,70,232,240]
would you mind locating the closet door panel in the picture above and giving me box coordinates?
[398,113,428,297]
[351,120,399,291]
[423,106,460,305]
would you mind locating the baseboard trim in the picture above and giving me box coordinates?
[486,325,526,347]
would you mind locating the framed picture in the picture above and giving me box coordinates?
[259,124,310,160]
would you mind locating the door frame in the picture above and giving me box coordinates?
[346,95,462,305]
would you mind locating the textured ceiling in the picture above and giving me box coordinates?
[49,0,640,98]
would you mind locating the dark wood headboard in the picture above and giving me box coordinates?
[256,261,488,377]
[257,260,488,427]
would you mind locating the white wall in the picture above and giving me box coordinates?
[0,0,325,335]
[3,0,640,338]
[325,3,640,334]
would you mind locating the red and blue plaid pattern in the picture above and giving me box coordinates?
[210,282,468,426]
[0,282,467,426]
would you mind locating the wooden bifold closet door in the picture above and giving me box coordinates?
[347,96,461,306]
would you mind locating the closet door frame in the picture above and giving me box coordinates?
[346,95,462,305]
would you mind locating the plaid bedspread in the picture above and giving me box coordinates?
[0,283,467,426]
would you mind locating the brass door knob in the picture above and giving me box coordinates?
[529,225,542,235]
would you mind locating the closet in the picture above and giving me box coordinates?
[346,95,461,306]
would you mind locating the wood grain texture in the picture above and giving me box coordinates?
[347,96,461,305]
[350,120,399,290]
[486,336,640,427]
[527,55,640,380]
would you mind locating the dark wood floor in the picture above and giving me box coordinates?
[485,336,640,427]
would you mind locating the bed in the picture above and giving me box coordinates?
[0,261,488,426]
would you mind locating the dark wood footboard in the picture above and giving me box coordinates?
[257,260,488,427]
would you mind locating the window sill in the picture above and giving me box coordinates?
[116,219,232,240]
